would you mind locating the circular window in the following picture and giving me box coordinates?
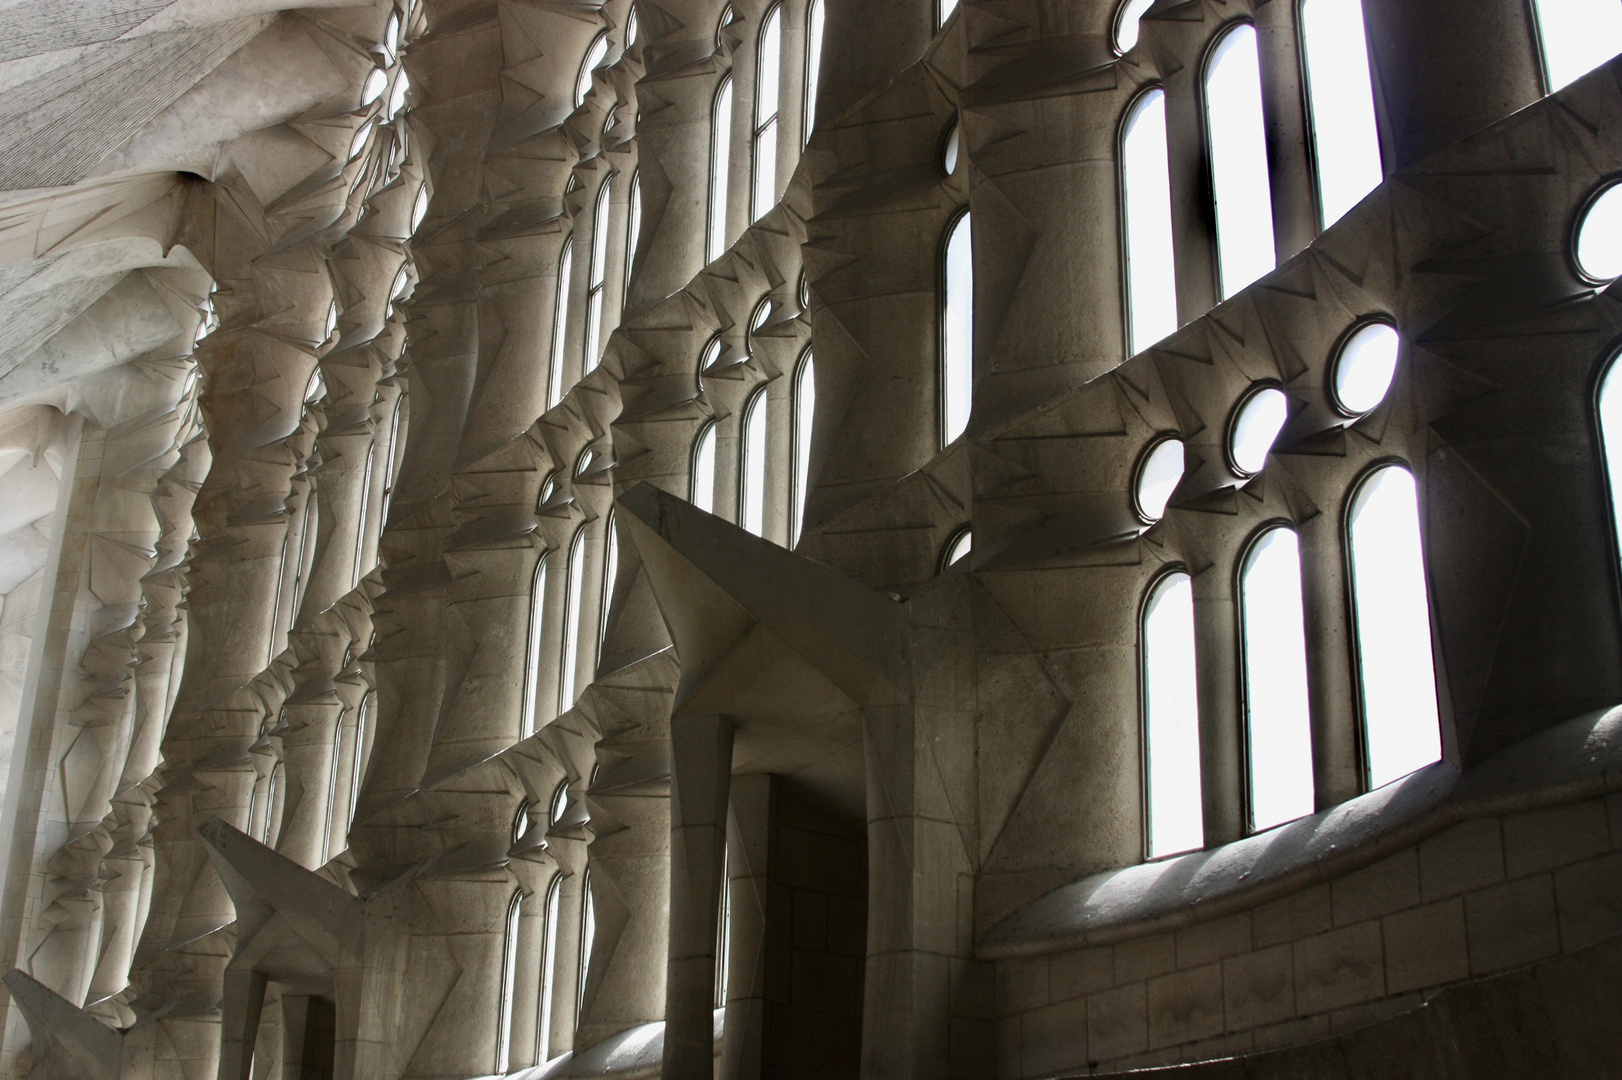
[1576,180,1622,282]
[1134,436,1185,523]
[1331,320,1399,416]
[1228,386,1288,477]
[942,118,960,175]
[1113,0,1156,54]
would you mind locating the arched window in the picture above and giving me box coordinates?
[692,421,718,515]
[496,890,523,1073]
[1239,526,1315,831]
[1204,23,1276,298]
[352,443,376,589]
[1532,0,1622,92]
[792,351,814,546]
[804,0,825,147]
[1120,89,1177,354]
[536,874,563,1062]
[286,490,318,640]
[548,239,574,408]
[598,511,618,659]
[324,708,346,858]
[941,527,972,571]
[624,171,641,305]
[263,761,284,846]
[575,32,609,108]
[941,210,973,446]
[522,553,548,737]
[740,387,769,537]
[1142,571,1203,857]
[709,75,735,262]
[584,179,612,373]
[1299,0,1383,229]
[1113,0,1156,54]
[752,5,783,220]
[577,871,596,1025]
[1347,464,1442,788]
[559,526,588,712]
[378,393,404,531]
[715,846,732,1007]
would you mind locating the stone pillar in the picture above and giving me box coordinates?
[1254,0,1319,260]
[1191,569,1243,846]
[718,774,773,1080]
[216,966,268,1080]
[1297,511,1363,808]
[661,715,734,1080]
[1161,60,1221,327]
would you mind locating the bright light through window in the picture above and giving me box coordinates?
[1205,24,1277,298]
[1332,321,1399,415]
[943,119,960,175]
[625,171,641,304]
[576,33,609,107]
[752,6,783,220]
[548,242,573,408]
[585,180,611,374]
[1576,181,1622,281]
[537,876,562,1063]
[523,555,548,737]
[1114,0,1156,54]
[1143,571,1203,857]
[741,388,768,536]
[1300,0,1384,228]
[793,352,815,545]
[559,526,587,711]
[804,0,825,146]
[1121,89,1177,354]
[692,422,717,514]
[942,212,973,445]
[1229,387,1288,476]
[709,77,734,262]
[944,528,972,568]
[1240,527,1315,832]
[1348,465,1442,788]
[1532,0,1622,92]
[1135,437,1184,523]
[1598,355,1622,573]
[938,0,958,27]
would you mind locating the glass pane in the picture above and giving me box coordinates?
[1533,0,1622,91]
[1135,437,1185,523]
[709,78,734,262]
[576,33,609,107]
[589,181,610,285]
[945,529,972,567]
[1300,0,1384,228]
[943,119,959,174]
[1348,466,1442,788]
[804,0,825,145]
[1114,0,1156,53]
[1241,528,1316,831]
[942,212,973,445]
[523,557,547,737]
[742,390,768,536]
[1205,24,1277,298]
[756,5,782,124]
[1121,90,1178,354]
[584,289,603,375]
[549,244,572,408]
[624,172,641,303]
[1144,572,1204,857]
[1332,322,1399,415]
[1229,387,1287,476]
[752,118,778,220]
[693,423,717,514]
[560,527,587,710]
[1576,182,1622,281]
[938,0,958,26]
[793,354,815,545]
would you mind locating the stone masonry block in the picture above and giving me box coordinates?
[1502,800,1609,879]
[1293,921,1384,1015]
[1020,996,1088,1078]
[996,957,1049,1016]
[1249,1011,1330,1053]
[1332,850,1420,926]
[1175,913,1252,969]
[1465,874,1560,976]
[1050,946,1112,1002]
[1383,898,1468,993]
[1222,943,1295,1031]
[1087,981,1148,1063]
[1419,818,1505,902]
[1114,932,1176,984]
[1146,962,1224,1050]
[1253,884,1332,949]
[1555,851,1622,951]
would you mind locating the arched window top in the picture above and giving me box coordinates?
[941,526,972,571]
[797,270,810,311]
[363,66,387,106]
[1142,569,1203,858]
[1330,320,1400,417]
[497,889,523,1073]
[574,445,595,478]
[749,298,772,342]
[1134,435,1184,524]
[1575,179,1622,283]
[941,209,974,446]
[756,5,783,120]
[1239,524,1315,832]
[1532,0,1622,92]
[538,470,558,509]
[550,779,570,825]
[412,184,429,233]
[1120,87,1176,355]
[692,420,717,515]
[575,32,610,107]
[1228,385,1288,478]
[740,385,769,537]
[1113,0,1156,54]
[716,3,736,48]
[512,799,532,843]
[626,4,639,46]
[1204,22,1276,298]
[305,367,327,406]
[699,333,723,379]
[792,348,815,547]
[708,75,735,262]
[942,117,960,175]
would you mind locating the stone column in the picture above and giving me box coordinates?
[718,774,773,1080]
[1191,569,1243,846]
[1296,511,1362,808]
[216,966,268,1080]
[661,715,734,1080]
[1254,0,1319,260]
[1161,59,1221,327]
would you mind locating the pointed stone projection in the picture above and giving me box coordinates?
[1,970,124,1080]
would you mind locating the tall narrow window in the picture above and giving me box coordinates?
[559,526,588,712]
[752,6,783,220]
[1121,89,1177,354]
[598,511,618,660]
[1348,465,1442,788]
[792,351,814,546]
[584,180,611,373]
[804,0,825,146]
[692,422,718,514]
[740,387,768,537]
[522,554,548,737]
[496,890,523,1073]
[941,211,973,446]
[349,692,370,827]
[1532,0,1622,92]
[288,493,318,636]
[1239,527,1315,831]
[715,847,732,1008]
[709,76,735,262]
[548,240,573,408]
[1142,571,1203,857]
[1300,0,1383,229]
[324,711,345,859]
[536,875,562,1063]
[575,32,609,108]
[378,395,404,530]
[263,761,283,846]
[1204,24,1276,298]
[624,171,641,305]
[577,872,596,1025]
[352,444,376,588]
[937,0,958,27]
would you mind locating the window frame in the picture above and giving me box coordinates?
[1224,380,1288,479]
[1117,84,1177,358]
[1326,314,1400,419]
[548,236,574,408]
[584,176,613,374]
[803,0,825,147]
[1295,0,1390,233]
[1199,18,1276,300]
[938,205,973,449]
[791,346,815,547]
[738,384,770,537]
[691,419,718,513]
[1570,175,1622,287]
[938,524,973,574]
[708,74,735,263]
[1590,342,1622,642]
[1137,564,1204,861]
[1131,431,1185,525]
[751,3,784,221]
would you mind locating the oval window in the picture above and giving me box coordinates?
[942,527,972,570]
[1134,437,1185,523]
[1228,387,1288,477]
[942,118,960,175]
[1113,0,1156,54]
[1576,180,1622,282]
[1331,321,1400,416]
